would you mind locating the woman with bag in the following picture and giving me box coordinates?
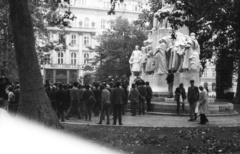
[82,84,95,121]
[174,83,186,115]
[198,86,209,124]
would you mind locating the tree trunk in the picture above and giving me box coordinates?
[216,49,234,100]
[8,0,62,128]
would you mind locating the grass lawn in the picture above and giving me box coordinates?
[62,124,240,154]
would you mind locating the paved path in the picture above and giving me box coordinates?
[63,112,240,128]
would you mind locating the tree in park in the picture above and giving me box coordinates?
[7,0,75,128]
[94,17,147,81]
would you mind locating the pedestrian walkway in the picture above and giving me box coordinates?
[63,112,240,127]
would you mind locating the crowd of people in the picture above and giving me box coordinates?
[43,78,153,125]
[0,75,209,126]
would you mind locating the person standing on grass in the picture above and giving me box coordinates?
[97,85,111,125]
[65,82,81,120]
[129,83,139,116]
[175,83,186,115]
[137,81,147,115]
[111,82,125,125]
[145,82,153,112]
[187,80,199,121]
[82,84,95,121]
[198,86,209,124]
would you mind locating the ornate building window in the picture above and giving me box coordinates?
[79,21,83,27]
[58,52,64,64]
[83,36,90,46]
[85,18,89,28]
[84,53,89,64]
[71,52,77,65]
[71,34,77,45]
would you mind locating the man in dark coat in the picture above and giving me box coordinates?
[175,83,186,115]
[56,84,67,122]
[111,82,125,125]
[145,82,153,112]
[166,71,174,98]
[187,80,199,121]
[137,81,147,115]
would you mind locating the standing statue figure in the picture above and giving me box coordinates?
[154,38,168,75]
[141,40,148,73]
[182,32,200,71]
[145,41,154,74]
[129,45,142,76]
[152,3,175,31]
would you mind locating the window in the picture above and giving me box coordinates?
[203,70,207,77]
[101,19,105,29]
[79,21,83,27]
[211,68,216,77]
[58,52,64,64]
[92,22,95,28]
[71,52,77,65]
[83,36,90,46]
[77,0,86,5]
[71,34,77,45]
[85,18,89,28]
[84,53,89,64]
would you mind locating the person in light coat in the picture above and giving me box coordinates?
[198,86,209,124]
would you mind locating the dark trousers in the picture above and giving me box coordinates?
[79,102,85,119]
[113,104,122,124]
[121,104,126,115]
[94,101,101,116]
[57,103,65,121]
[66,101,80,119]
[85,104,93,120]
[99,103,110,123]
[189,101,197,120]
[168,83,174,98]
[176,101,185,113]
[146,98,151,111]
[131,102,137,116]
[139,99,145,115]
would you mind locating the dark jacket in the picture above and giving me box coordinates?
[175,87,186,101]
[146,86,153,100]
[138,85,147,101]
[166,73,174,84]
[56,88,67,106]
[187,86,199,103]
[111,87,125,105]
[129,88,139,103]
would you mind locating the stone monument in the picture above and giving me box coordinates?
[129,2,199,94]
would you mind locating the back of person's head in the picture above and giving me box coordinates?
[116,82,121,87]
[179,83,183,88]
[85,84,90,90]
[73,82,79,87]
[199,86,203,91]
[100,85,105,90]
[190,80,195,83]
[59,84,63,89]
[8,86,13,92]
[145,82,149,86]
[132,83,135,89]
[142,81,146,85]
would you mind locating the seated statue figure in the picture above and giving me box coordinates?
[154,38,169,75]
[145,41,154,75]
[129,45,142,76]
[152,3,175,31]
[182,32,200,71]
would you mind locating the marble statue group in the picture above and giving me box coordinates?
[129,32,201,77]
[129,2,201,78]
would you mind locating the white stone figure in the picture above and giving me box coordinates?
[182,32,200,71]
[154,38,168,75]
[152,3,175,31]
[129,45,142,76]
[141,40,148,73]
